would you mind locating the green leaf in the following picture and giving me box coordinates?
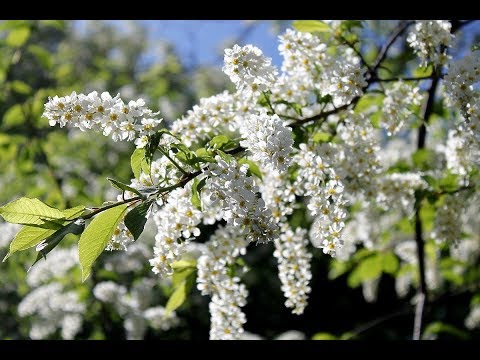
[3,224,61,261]
[312,332,338,340]
[0,20,30,31]
[312,132,331,143]
[107,178,143,197]
[166,270,195,315]
[124,200,153,240]
[328,260,351,280]
[238,159,263,180]
[190,178,202,210]
[166,281,188,315]
[172,259,197,270]
[29,220,85,271]
[355,93,384,113]
[172,264,196,288]
[412,149,435,171]
[423,322,469,339]
[63,205,86,220]
[130,148,145,179]
[215,149,234,163]
[6,26,31,47]
[209,135,231,149]
[27,44,53,69]
[413,64,433,77]
[10,80,32,95]
[78,204,128,281]
[3,104,25,127]
[39,20,65,30]
[293,20,331,33]
[348,254,382,287]
[382,251,399,274]
[438,172,460,192]
[0,197,65,225]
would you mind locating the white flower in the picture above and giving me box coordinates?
[149,183,203,277]
[205,156,279,244]
[43,91,162,145]
[407,20,453,66]
[223,44,278,96]
[273,226,312,314]
[381,81,423,136]
[239,112,294,173]
[196,225,249,340]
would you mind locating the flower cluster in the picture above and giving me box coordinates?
[149,183,203,277]
[26,247,78,287]
[106,220,135,251]
[239,112,294,173]
[223,44,278,97]
[293,143,348,257]
[273,226,312,314]
[381,81,423,136]
[260,170,296,222]
[170,91,239,147]
[431,193,465,245]
[43,91,163,146]
[196,225,249,340]
[407,20,453,66]
[445,129,478,177]
[444,53,480,113]
[278,29,367,108]
[0,221,21,248]
[205,156,279,244]
[18,283,85,339]
[336,112,382,197]
[376,173,427,214]
[93,279,179,339]
[465,304,480,330]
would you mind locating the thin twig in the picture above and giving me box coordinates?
[372,21,414,72]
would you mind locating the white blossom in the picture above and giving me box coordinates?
[407,20,453,66]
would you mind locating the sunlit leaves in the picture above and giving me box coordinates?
[78,204,128,282]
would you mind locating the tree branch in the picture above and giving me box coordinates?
[372,20,414,72]
[413,73,440,340]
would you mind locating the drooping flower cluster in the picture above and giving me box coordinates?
[465,304,480,330]
[239,112,294,173]
[26,247,78,287]
[394,240,442,296]
[444,53,480,113]
[149,183,203,277]
[445,129,478,177]
[18,282,85,339]
[381,81,423,136]
[170,91,239,147]
[376,173,427,214]
[43,91,162,146]
[106,220,135,251]
[336,112,382,197]
[278,29,368,108]
[93,279,179,339]
[204,156,279,244]
[431,193,465,245]
[260,170,296,222]
[273,226,312,314]
[0,220,21,248]
[407,20,453,67]
[196,225,249,340]
[223,44,278,97]
[293,143,348,257]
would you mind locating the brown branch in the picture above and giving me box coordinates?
[372,20,414,72]
[413,73,440,340]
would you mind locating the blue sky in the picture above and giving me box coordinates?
[75,20,289,68]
